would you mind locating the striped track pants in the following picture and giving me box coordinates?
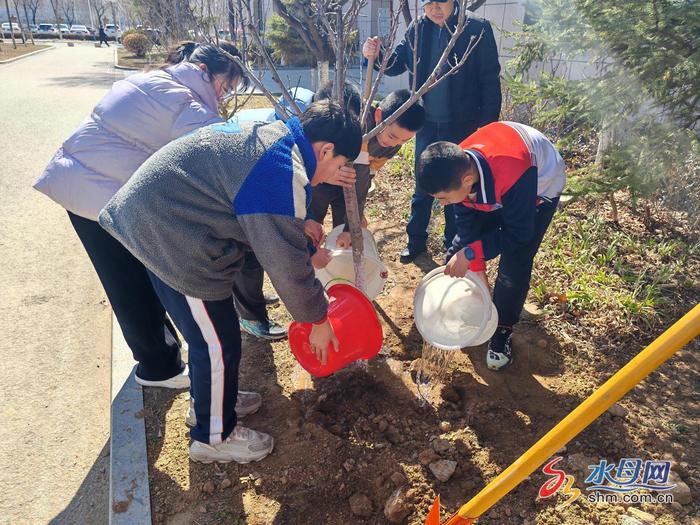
[148,272,241,444]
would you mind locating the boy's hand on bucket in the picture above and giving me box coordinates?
[445,250,470,278]
[474,269,492,295]
[304,219,325,247]
[309,319,339,365]
[336,231,352,248]
[311,248,332,269]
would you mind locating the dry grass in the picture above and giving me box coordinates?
[0,42,50,61]
[116,47,166,70]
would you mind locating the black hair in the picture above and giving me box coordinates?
[378,89,425,132]
[313,80,362,116]
[417,141,475,194]
[300,100,362,160]
[166,41,249,91]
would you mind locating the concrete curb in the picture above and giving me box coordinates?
[109,313,152,525]
[0,45,54,64]
[113,46,139,71]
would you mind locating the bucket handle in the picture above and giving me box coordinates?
[324,277,354,291]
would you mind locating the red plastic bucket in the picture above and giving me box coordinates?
[288,283,383,377]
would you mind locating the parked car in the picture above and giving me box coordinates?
[1,22,21,35]
[104,24,121,38]
[86,26,97,35]
[70,24,90,36]
[37,23,58,35]
[30,24,39,33]
[58,24,70,34]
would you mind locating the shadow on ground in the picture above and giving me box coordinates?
[48,440,110,525]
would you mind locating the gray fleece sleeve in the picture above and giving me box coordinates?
[237,213,328,323]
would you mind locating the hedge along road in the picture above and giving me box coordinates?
[0,45,128,525]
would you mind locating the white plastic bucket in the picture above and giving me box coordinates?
[315,225,389,301]
[413,266,498,350]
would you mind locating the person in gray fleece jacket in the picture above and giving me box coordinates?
[99,100,361,464]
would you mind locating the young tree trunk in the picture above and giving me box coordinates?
[4,0,17,48]
[13,1,27,44]
[23,1,35,44]
[235,0,247,61]
[401,1,412,25]
[595,123,618,222]
[608,193,619,224]
[227,0,236,42]
[51,0,62,40]
[317,60,330,85]
[332,7,365,292]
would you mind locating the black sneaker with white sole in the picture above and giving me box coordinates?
[486,327,513,371]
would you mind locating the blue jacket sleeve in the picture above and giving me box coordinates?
[475,21,502,127]
[481,167,538,258]
[450,204,482,253]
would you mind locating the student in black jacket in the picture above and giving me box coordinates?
[362,0,502,263]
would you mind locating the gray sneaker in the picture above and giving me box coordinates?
[190,425,274,464]
[186,390,262,427]
[239,319,288,341]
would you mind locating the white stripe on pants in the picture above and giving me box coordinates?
[185,296,225,445]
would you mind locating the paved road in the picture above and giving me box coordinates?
[0,44,125,525]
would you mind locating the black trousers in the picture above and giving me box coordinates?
[232,250,269,323]
[470,198,559,327]
[68,212,183,381]
[408,120,479,251]
[307,182,347,228]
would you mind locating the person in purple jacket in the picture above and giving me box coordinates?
[33,42,254,393]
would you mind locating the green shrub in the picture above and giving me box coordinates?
[123,31,152,58]
[120,28,141,41]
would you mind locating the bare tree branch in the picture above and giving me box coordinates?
[23,0,39,25]
[272,0,333,63]
[317,0,337,54]
[411,0,419,93]
[466,0,487,12]
[60,1,76,26]
[343,0,364,35]
[360,0,405,126]
[219,49,292,120]
[241,0,303,115]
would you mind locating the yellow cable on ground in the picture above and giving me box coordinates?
[427,303,700,525]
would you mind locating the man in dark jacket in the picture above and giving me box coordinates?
[362,0,501,263]
[98,25,109,47]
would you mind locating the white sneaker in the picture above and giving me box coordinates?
[486,328,514,371]
[135,365,190,389]
[190,425,274,464]
[185,391,262,427]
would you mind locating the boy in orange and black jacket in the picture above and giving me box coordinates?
[418,121,566,371]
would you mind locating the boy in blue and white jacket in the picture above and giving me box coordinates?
[99,101,362,464]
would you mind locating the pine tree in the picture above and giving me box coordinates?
[506,0,699,218]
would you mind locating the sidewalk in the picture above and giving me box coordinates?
[0,44,125,525]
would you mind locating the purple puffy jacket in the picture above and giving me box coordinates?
[34,62,224,220]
